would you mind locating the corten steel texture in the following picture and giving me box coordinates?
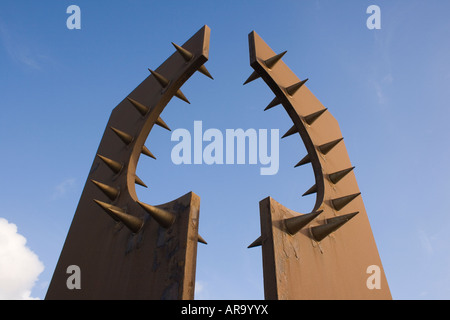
[45,25,211,300]
[246,31,392,300]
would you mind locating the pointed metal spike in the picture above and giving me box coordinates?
[127,97,149,116]
[198,234,208,245]
[93,199,120,221]
[171,42,193,61]
[264,97,281,111]
[148,69,170,88]
[247,235,262,249]
[198,65,214,80]
[331,193,361,211]
[175,89,190,104]
[304,108,328,125]
[327,212,359,225]
[93,198,110,210]
[97,154,123,174]
[318,138,344,155]
[294,154,311,168]
[136,201,175,229]
[311,212,359,242]
[95,197,143,233]
[285,210,323,235]
[141,145,156,160]
[264,51,287,69]
[243,71,261,85]
[286,79,308,96]
[110,127,134,145]
[329,167,355,184]
[281,125,298,139]
[90,180,120,201]
[302,184,317,197]
[108,207,143,234]
[155,117,171,131]
[135,175,148,188]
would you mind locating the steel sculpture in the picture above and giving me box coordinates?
[245,31,392,300]
[45,25,212,300]
[45,26,392,301]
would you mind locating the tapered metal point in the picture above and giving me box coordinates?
[137,201,175,229]
[264,97,281,111]
[247,235,262,249]
[294,154,311,167]
[149,68,190,102]
[329,167,355,184]
[109,208,143,234]
[243,71,260,85]
[304,108,328,125]
[198,65,214,80]
[286,79,308,96]
[282,125,299,139]
[311,212,359,242]
[175,89,190,104]
[93,199,120,221]
[327,212,359,224]
[285,210,323,235]
[97,154,123,174]
[264,51,287,69]
[172,42,193,61]
[141,145,156,159]
[302,184,317,197]
[135,175,148,188]
[149,69,170,88]
[127,97,149,116]
[331,193,361,211]
[318,138,343,155]
[94,200,143,233]
[91,180,120,201]
[198,234,208,245]
[110,127,134,145]
[155,117,171,131]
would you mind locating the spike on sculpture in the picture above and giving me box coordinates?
[45,25,212,300]
[245,31,391,300]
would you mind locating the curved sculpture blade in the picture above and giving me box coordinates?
[246,31,391,300]
[46,26,211,300]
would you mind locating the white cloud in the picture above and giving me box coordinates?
[0,21,41,70]
[418,229,434,256]
[52,178,76,200]
[0,218,44,300]
[194,280,210,300]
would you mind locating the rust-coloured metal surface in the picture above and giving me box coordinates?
[246,31,392,300]
[45,25,211,300]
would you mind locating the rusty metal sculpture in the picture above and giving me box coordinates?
[45,25,212,300]
[245,31,392,300]
[46,25,391,301]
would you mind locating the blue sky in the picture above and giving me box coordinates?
[0,0,449,300]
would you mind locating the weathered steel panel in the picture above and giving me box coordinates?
[246,31,391,300]
[46,26,211,300]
